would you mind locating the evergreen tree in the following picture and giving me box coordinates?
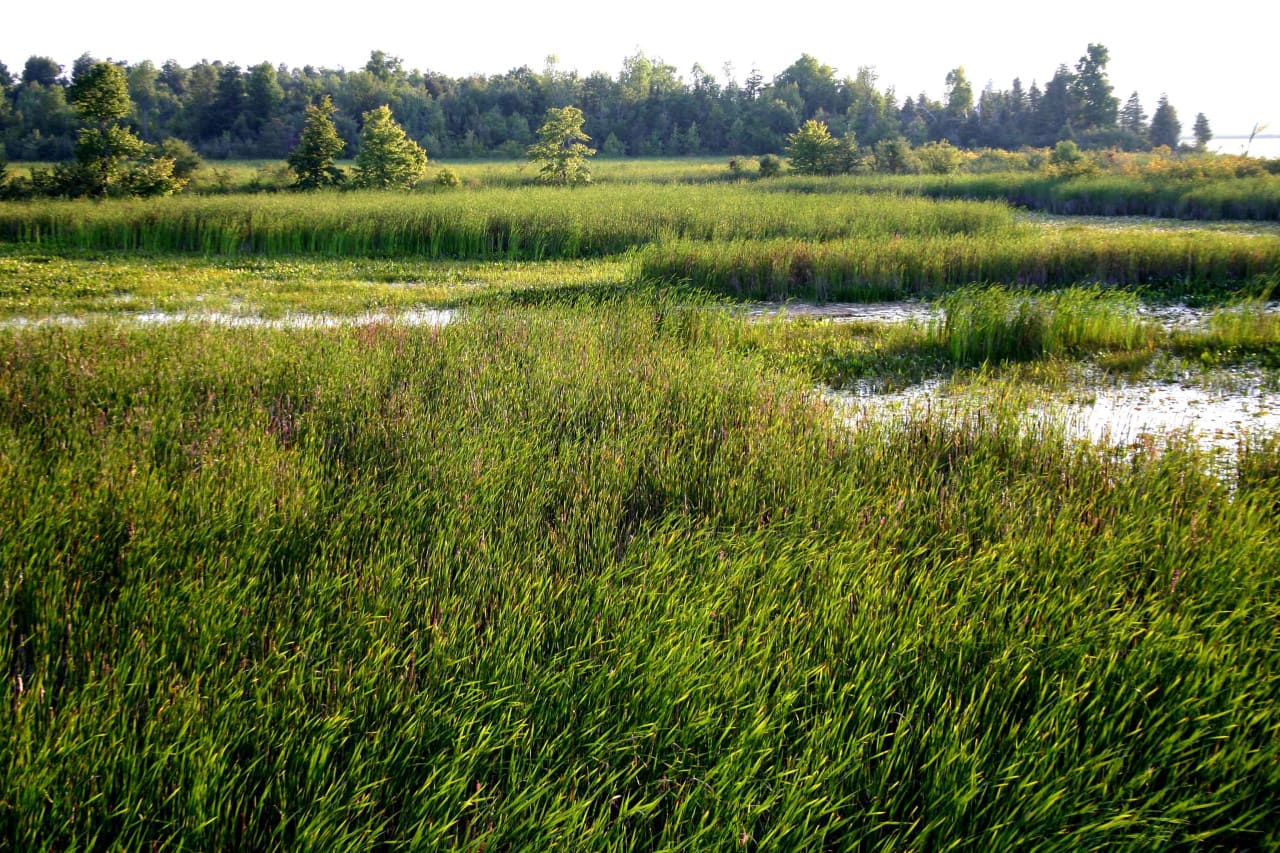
[1193,113,1212,150]
[1149,94,1181,149]
[287,95,345,190]
[1037,66,1078,145]
[68,62,145,196]
[353,105,429,190]
[1119,92,1147,136]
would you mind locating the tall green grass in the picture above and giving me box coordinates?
[640,229,1280,300]
[2,303,1278,849]
[795,173,1280,221]
[0,185,1013,259]
[935,286,1159,364]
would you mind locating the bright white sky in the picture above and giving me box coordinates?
[4,0,1274,140]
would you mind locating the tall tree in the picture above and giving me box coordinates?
[1119,92,1147,136]
[68,61,144,196]
[70,53,100,85]
[776,54,841,118]
[287,95,345,189]
[1036,65,1078,144]
[21,56,62,87]
[127,60,162,140]
[245,62,284,132]
[1071,44,1118,130]
[202,64,245,140]
[1149,94,1181,149]
[364,50,403,83]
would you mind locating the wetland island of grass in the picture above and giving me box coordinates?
[2,50,1280,851]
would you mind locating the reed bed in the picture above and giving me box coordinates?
[935,286,1159,364]
[1,302,1278,849]
[640,229,1280,300]
[0,186,1013,259]
[801,173,1280,221]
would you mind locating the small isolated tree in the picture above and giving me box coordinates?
[1149,95,1181,150]
[288,95,346,190]
[353,105,428,190]
[786,119,839,175]
[527,106,595,185]
[68,62,145,196]
[1193,113,1213,150]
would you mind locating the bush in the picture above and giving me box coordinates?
[435,167,461,188]
[122,156,187,197]
[1047,140,1098,177]
[916,140,967,175]
[157,138,203,182]
[248,162,293,193]
[758,154,782,178]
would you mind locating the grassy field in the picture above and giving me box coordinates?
[2,167,1279,849]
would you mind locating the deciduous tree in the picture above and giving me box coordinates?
[1071,44,1118,130]
[353,105,428,189]
[527,105,595,185]
[786,119,838,174]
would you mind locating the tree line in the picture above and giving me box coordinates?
[0,45,1208,165]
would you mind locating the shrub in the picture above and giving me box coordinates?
[435,167,461,188]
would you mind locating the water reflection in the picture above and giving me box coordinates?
[3,308,458,329]
[833,379,1280,463]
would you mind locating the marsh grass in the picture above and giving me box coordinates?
[0,186,1013,259]
[796,172,1280,221]
[2,302,1278,848]
[640,229,1280,300]
[936,286,1160,364]
[1165,297,1280,368]
[0,249,631,318]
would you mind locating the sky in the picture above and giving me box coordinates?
[4,0,1275,141]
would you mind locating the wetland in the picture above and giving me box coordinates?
[2,161,1279,850]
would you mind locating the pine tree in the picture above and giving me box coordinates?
[288,96,346,190]
[1119,92,1147,136]
[1193,113,1212,150]
[353,105,428,190]
[68,62,145,196]
[1149,94,1181,149]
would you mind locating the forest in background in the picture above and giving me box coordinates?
[0,45,1206,162]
